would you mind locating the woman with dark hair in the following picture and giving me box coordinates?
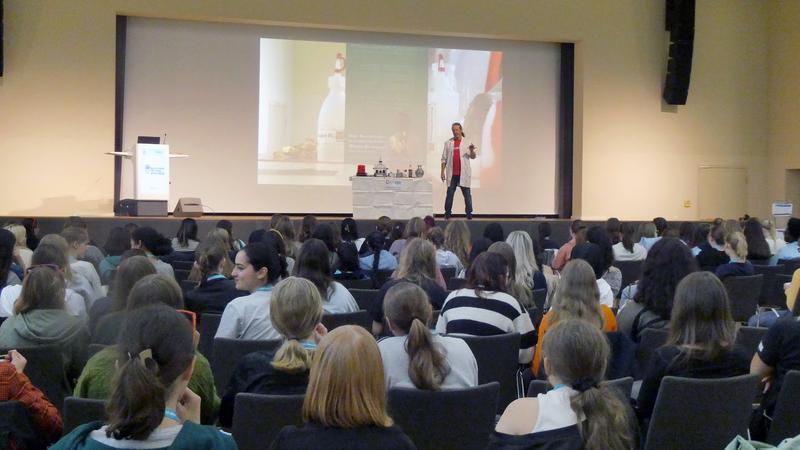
[89,254,155,334]
[436,252,536,363]
[653,217,668,237]
[696,223,730,270]
[636,272,748,422]
[465,237,492,275]
[613,222,647,262]
[537,222,560,251]
[585,226,622,298]
[216,219,247,251]
[266,229,294,276]
[99,226,131,283]
[22,218,40,251]
[428,226,464,274]
[605,217,621,245]
[298,215,318,243]
[172,218,199,252]
[386,221,404,251]
[617,238,698,342]
[0,229,21,290]
[311,223,341,272]
[57,305,235,449]
[359,231,398,274]
[216,242,287,340]
[483,222,505,243]
[691,223,711,256]
[337,218,362,272]
[423,215,436,232]
[131,226,175,278]
[184,240,247,315]
[297,239,358,314]
[571,242,615,308]
[678,221,696,247]
[742,217,772,262]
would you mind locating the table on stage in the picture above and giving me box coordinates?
[350,176,433,220]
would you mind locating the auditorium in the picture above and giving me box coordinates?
[0,1,799,449]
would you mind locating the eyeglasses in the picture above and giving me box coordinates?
[176,309,197,333]
[25,264,63,275]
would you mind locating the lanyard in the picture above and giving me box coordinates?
[255,284,273,292]
[207,274,226,282]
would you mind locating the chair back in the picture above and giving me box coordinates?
[174,268,191,283]
[767,370,800,445]
[447,277,467,290]
[440,267,457,282]
[232,393,304,450]
[644,374,759,450]
[338,277,373,290]
[634,328,669,380]
[734,326,768,360]
[348,288,379,311]
[723,274,763,322]
[527,307,544,331]
[198,313,222,358]
[753,264,786,307]
[615,260,644,293]
[0,400,47,449]
[171,259,195,271]
[388,382,499,450]
[211,338,282,393]
[455,333,521,412]
[63,397,108,432]
[0,344,68,412]
[528,377,634,401]
[321,310,371,331]
[778,259,800,276]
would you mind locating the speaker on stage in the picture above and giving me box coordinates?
[174,197,203,217]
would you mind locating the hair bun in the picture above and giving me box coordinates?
[571,377,598,392]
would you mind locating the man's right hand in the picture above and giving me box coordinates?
[441,172,446,182]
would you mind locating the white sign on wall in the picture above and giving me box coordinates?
[134,144,170,200]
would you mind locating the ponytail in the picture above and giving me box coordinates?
[270,277,323,373]
[620,222,635,253]
[106,353,168,440]
[571,383,635,450]
[406,317,450,390]
[271,339,314,373]
[195,240,227,286]
[366,231,384,288]
[726,231,748,260]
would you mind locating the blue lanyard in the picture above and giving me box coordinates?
[552,384,566,391]
[255,284,273,292]
[300,341,317,350]
[207,274,226,282]
[164,408,179,422]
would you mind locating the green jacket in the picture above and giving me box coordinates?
[50,421,236,450]
[73,347,220,425]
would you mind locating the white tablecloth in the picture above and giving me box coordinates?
[350,176,433,220]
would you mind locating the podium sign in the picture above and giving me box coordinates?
[135,144,170,200]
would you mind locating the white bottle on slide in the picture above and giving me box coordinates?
[317,53,346,162]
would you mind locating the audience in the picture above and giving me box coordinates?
[714,231,755,280]
[184,240,246,315]
[389,216,425,257]
[56,305,235,449]
[690,223,711,256]
[0,265,89,383]
[130,226,175,278]
[613,222,647,261]
[4,223,32,270]
[653,217,668,238]
[443,220,471,274]
[532,259,617,377]
[552,219,584,271]
[266,228,295,276]
[636,272,749,422]
[337,218,363,272]
[62,216,105,272]
[678,221,696,248]
[436,252,536,364]
[0,228,21,289]
[22,217,41,251]
[310,223,341,272]
[0,349,63,447]
[427,226,464,274]
[296,239,358,314]
[771,217,800,264]
[586,226,622,297]
[216,219,247,251]
[482,222,505,243]
[270,325,415,450]
[380,282,477,390]
[489,241,534,309]
[696,223,730,270]
[506,230,547,292]
[271,214,300,258]
[537,222,560,251]
[98,226,131,284]
[570,242,615,308]
[216,242,286,340]
[298,215,318,243]
[638,222,660,251]
[172,218,200,252]
[742,217,772,262]
[761,218,786,256]
[617,238,697,341]
[219,277,326,428]
[359,231,398,273]
[493,319,635,450]
[89,254,155,333]
[61,227,105,301]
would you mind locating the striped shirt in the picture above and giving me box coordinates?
[435,288,536,363]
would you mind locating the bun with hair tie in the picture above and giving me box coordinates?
[572,377,598,392]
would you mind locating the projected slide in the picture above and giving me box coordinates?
[257,38,502,187]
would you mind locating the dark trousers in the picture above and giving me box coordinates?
[444,175,473,217]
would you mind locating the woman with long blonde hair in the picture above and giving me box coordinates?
[444,220,470,275]
[488,241,533,309]
[506,230,547,291]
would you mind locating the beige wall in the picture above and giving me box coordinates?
[0,0,791,219]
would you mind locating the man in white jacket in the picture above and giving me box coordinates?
[440,122,477,220]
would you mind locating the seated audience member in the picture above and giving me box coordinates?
[98,227,131,284]
[743,217,772,262]
[297,215,317,244]
[613,222,647,261]
[380,282,478,390]
[172,218,200,252]
[0,265,89,383]
[271,214,300,258]
[370,238,448,335]
[532,259,617,377]
[483,222,505,243]
[691,223,711,256]
[296,239,358,314]
[389,216,425,257]
[653,217,668,237]
[22,218,41,251]
[507,230,547,292]
[0,229,22,289]
[0,349,63,447]
[537,222,561,251]
[310,223,341,272]
[40,234,96,303]
[637,272,749,422]
[570,243,614,308]
[359,231,398,273]
[714,231,755,280]
[62,217,105,270]
[270,325,415,450]
[336,218,363,273]
[489,241,534,308]
[216,219,246,252]
[492,320,635,450]
[4,224,32,270]
[606,217,622,245]
[696,223,730,270]
[617,238,697,341]
[436,252,536,364]
[1,242,89,318]
[770,217,800,264]
[184,240,246,315]
[428,226,464,274]
[375,216,394,249]
[586,226,622,297]
[265,229,294,277]
[131,226,175,278]
[444,220,471,272]
[762,218,786,256]
[638,222,661,251]
[678,221,696,248]
[89,254,155,333]
[62,227,105,301]
[551,220,585,271]
[216,242,286,340]
[386,220,404,252]
[56,305,235,449]
[423,215,436,233]
[219,277,326,428]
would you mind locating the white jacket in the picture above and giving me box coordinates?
[441,137,476,188]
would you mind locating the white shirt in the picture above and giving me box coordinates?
[612,242,647,261]
[436,249,465,274]
[597,278,614,308]
[532,387,579,433]
[441,137,474,187]
[70,257,105,300]
[379,334,479,390]
[215,289,281,340]
[0,284,87,319]
[324,281,359,314]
